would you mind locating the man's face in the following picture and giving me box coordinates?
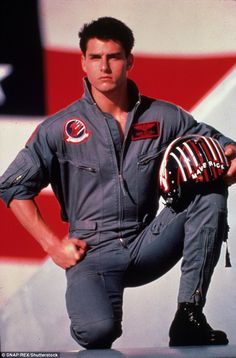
[81,38,133,95]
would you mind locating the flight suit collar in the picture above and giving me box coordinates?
[82,77,141,109]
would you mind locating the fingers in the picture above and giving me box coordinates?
[224,144,236,186]
[65,241,86,258]
[71,237,88,250]
[70,238,88,258]
[65,237,88,259]
[224,157,236,186]
[64,242,79,257]
[224,144,236,158]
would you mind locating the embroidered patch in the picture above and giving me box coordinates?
[131,121,160,141]
[64,118,91,144]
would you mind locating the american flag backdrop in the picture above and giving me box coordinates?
[0,0,236,309]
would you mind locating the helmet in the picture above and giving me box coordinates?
[159,135,229,205]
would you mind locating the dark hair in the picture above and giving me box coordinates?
[78,17,135,56]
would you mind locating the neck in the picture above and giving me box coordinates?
[91,83,130,138]
[91,82,129,118]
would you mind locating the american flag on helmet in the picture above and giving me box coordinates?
[159,135,229,205]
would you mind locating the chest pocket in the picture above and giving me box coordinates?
[57,154,99,174]
[56,154,101,219]
[57,154,100,206]
[137,149,164,172]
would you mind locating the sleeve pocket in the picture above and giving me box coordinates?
[0,149,39,189]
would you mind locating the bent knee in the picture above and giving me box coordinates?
[71,318,122,349]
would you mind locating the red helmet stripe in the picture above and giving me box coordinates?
[202,136,217,160]
[201,138,224,178]
[170,152,188,182]
[209,137,226,164]
[176,146,193,176]
[189,140,211,181]
[182,142,199,167]
[190,141,205,164]
[159,135,229,205]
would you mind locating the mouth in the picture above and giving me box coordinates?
[99,76,112,81]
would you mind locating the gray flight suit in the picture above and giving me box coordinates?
[0,78,234,349]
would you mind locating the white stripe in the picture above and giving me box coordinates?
[170,152,187,182]
[161,168,169,192]
[201,136,217,160]
[39,0,236,54]
[176,146,192,174]
[183,142,199,167]
[208,137,224,162]
[159,137,181,187]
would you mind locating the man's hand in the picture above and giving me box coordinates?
[49,237,88,269]
[9,199,88,269]
[224,144,236,186]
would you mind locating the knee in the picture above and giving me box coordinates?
[188,183,228,222]
[200,182,228,210]
[70,318,122,349]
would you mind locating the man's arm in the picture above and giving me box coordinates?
[9,199,87,269]
[224,144,236,186]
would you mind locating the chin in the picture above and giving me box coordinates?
[99,85,117,93]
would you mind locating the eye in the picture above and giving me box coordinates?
[89,54,101,60]
[108,53,122,60]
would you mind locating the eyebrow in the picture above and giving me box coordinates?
[87,52,123,58]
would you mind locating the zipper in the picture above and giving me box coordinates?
[13,174,24,184]
[58,156,97,173]
[77,165,97,173]
[118,100,141,194]
[119,174,127,196]
[117,100,141,229]
[119,100,140,171]
[94,99,141,236]
[11,169,30,185]
[193,289,202,306]
[192,231,209,305]
[94,104,125,229]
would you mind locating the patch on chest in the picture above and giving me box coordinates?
[131,121,160,141]
[64,118,91,144]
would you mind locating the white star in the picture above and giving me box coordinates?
[0,64,13,105]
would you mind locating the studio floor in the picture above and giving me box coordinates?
[61,345,236,358]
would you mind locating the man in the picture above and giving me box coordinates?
[0,17,236,349]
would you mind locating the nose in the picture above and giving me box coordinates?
[100,57,110,72]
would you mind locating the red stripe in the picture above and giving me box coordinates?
[2,52,236,261]
[0,193,68,262]
[189,141,210,182]
[44,50,236,115]
[178,146,193,179]
[200,139,219,179]
[189,141,203,165]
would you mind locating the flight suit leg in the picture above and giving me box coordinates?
[125,181,228,308]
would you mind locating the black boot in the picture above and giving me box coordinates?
[169,302,229,346]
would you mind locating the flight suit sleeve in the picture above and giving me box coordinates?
[175,106,236,148]
[0,123,54,206]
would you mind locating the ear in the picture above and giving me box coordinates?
[81,54,87,73]
[127,54,134,71]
